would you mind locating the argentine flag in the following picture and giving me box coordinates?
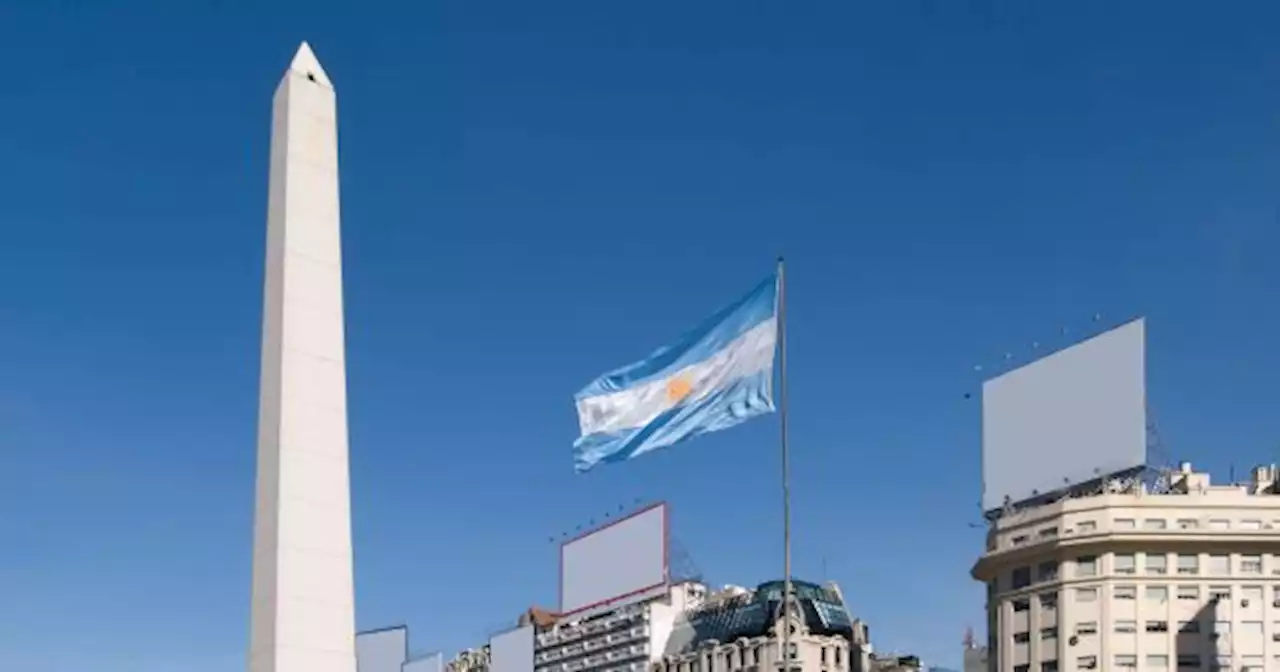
[573,275,779,473]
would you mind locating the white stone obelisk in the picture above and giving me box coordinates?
[249,42,356,672]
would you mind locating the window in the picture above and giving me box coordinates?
[1242,585,1263,604]
[1240,519,1262,530]
[1076,556,1097,577]
[1076,588,1098,603]
[1013,632,1030,644]
[1145,553,1168,575]
[1176,655,1201,669]
[1013,666,1028,672]
[1012,567,1032,589]
[1241,554,1263,574]
[1078,520,1097,532]
[1039,526,1059,538]
[1209,585,1231,601]
[1038,561,1058,582]
[1208,554,1229,574]
[1041,662,1058,672]
[1146,654,1169,669]
[819,649,827,666]
[1143,518,1167,530]
[1177,585,1199,601]
[1013,598,1030,612]
[1239,621,1264,635]
[1176,518,1199,529]
[1114,554,1136,574]
[1176,554,1198,575]
[1039,592,1058,610]
[1146,586,1168,603]
[1115,619,1137,633]
[1076,621,1098,635]
[1115,654,1137,668]
[1145,620,1168,633]
[1208,519,1230,530]
[1012,535,1028,546]
[1241,655,1264,672]
[1212,621,1231,636]
[1114,518,1136,529]
[1040,627,1057,640]
[1178,620,1200,633]
[1077,656,1097,670]
[1116,585,1138,600]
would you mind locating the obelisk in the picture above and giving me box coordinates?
[249,42,356,672]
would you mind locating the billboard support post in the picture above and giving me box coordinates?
[776,256,793,668]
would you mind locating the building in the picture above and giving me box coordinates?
[867,654,921,671]
[533,581,708,672]
[972,462,1280,672]
[962,647,987,672]
[447,645,491,672]
[962,626,988,672]
[528,579,880,672]
[653,580,873,672]
[372,578,892,672]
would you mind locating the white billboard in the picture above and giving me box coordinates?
[489,625,534,672]
[403,653,443,672]
[560,502,669,616]
[981,318,1148,512]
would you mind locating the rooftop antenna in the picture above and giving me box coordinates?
[669,536,704,584]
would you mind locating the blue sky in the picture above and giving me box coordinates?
[2,2,1279,670]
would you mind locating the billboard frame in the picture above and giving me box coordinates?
[557,501,670,618]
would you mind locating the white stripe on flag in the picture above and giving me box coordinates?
[576,318,777,437]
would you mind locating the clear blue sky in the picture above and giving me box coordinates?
[2,2,1279,670]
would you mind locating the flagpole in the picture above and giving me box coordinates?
[776,256,793,671]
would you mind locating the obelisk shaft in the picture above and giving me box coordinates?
[249,42,356,672]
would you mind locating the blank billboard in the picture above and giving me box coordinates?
[560,502,668,616]
[403,652,444,672]
[982,318,1147,512]
[489,625,534,672]
[356,627,408,672]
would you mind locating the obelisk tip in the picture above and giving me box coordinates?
[288,41,332,88]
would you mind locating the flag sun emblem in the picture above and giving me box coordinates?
[666,375,694,403]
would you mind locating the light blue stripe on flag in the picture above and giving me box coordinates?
[573,275,779,473]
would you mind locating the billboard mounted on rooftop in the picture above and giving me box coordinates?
[403,653,444,672]
[489,625,534,672]
[981,318,1148,512]
[559,502,669,617]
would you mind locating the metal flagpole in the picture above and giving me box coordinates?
[776,256,793,672]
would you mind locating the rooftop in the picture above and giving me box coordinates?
[664,580,859,655]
